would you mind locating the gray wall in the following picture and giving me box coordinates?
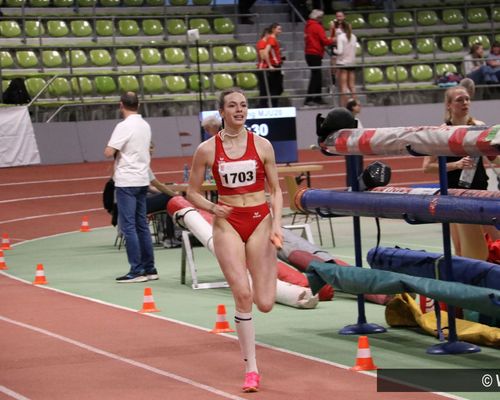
[33,100,500,165]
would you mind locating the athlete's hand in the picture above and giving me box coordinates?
[212,203,232,218]
[270,229,283,250]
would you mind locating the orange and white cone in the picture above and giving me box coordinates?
[351,336,378,371]
[210,304,235,333]
[0,249,8,270]
[80,216,91,232]
[1,233,11,250]
[33,264,48,285]
[139,287,160,313]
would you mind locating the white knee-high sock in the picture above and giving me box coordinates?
[234,311,258,373]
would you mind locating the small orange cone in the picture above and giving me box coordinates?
[0,249,8,270]
[80,216,91,232]
[351,336,378,371]
[139,287,160,313]
[1,233,11,250]
[210,304,235,333]
[33,264,48,285]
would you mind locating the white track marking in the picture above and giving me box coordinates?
[0,386,31,400]
[0,315,245,400]
[0,208,102,225]
[0,192,101,204]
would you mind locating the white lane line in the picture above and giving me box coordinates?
[0,315,245,400]
[0,386,31,400]
[0,192,101,204]
[0,208,103,225]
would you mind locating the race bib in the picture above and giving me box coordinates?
[218,160,256,188]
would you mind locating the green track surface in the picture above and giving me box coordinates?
[4,216,499,400]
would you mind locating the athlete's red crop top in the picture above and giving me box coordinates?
[212,131,266,196]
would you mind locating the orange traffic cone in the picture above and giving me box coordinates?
[1,233,11,250]
[210,304,235,333]
[139,287,160,313]
[80,216,91,232]
[0,249,8,270]
[351,336,378,371]
[33,264,48,285]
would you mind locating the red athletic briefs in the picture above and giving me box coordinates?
[222,202,270,242]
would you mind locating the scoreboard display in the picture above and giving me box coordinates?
[200,107,298,164]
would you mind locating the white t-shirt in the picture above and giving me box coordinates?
[334,32,357,66]
[107,114,151,187]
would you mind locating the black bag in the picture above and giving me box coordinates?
[2,78,31,105]
[102,178,115,213]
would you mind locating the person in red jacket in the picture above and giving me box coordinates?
[304,9,335,106]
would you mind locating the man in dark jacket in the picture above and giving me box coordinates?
[304,9,335,106]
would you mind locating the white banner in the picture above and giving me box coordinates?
[0,106,40,167]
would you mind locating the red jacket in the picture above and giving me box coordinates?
[304,19,334,57]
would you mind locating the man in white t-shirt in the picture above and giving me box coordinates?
[104,92,157,283]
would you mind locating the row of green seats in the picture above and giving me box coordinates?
[363,63,459,85]
[0,17,235,38]
[0,0,211,7]
[324,7,499,29]
[364,34,499,57]
[0,45,257,69]
[2,72,258,99]
[397,0,494,8]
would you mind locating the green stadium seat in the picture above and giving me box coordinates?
[66,49,88,67]
[235,72,257,90]
[25,77,46,98]
[146,0,163,5]
[6,0,24,4]
[95,76,117,96]
[0,21,21,38]
[189,18,211,35]
[417,10,438,26]
[188,47,209,63]
[496,34,500,43]
[167,19,187,35]
[71,77,93,95]
[322,15,335,30]
[25,21,45,37]
[164,47,186,64]
[345,13,366,29]
[123,0,144,5]
[100,0,120,5]
[48,77,71,98]
[53,0,74,5]
[416,38,436,54]
[386,66,408,83]
[435,63,457,76]
[2,81,12,94]
[169,0,188,5]
[188,74,210,91]
[143,19,163,36]
[78,0,97,6]
[47,20,69,37]
[118,20,140,36]
[441,36,463,52]
[467,8,488,24]
[213,73,233,90]
[42,50,64,68]
[96,20,114,36]
[90,49,112,66]
[391,39,412,55]
[393,11,413,27]
[0,51,14,68]
[468,35,490,50]
[30,0,50,6]
[213,18,235,34]
[140,48,161,65]
[212,46,234,62]
[193,0,212,4]
[411,64,433,82]
[367,40,389,57]
[71,20,93,37]
[368,13,389,28]
[363,67,383,84]
[355,41,362,57]
[442,9,464,25]
[142,74,164,94]
[165,75,187,93]
[236,45,257,62]
[116,49,137,66]
[16,51,39,68]
[493,7,500,23]
[118,75,139,93]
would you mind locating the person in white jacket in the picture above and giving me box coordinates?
[333,21,358,107]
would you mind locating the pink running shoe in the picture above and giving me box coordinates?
[242,371,260,392]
